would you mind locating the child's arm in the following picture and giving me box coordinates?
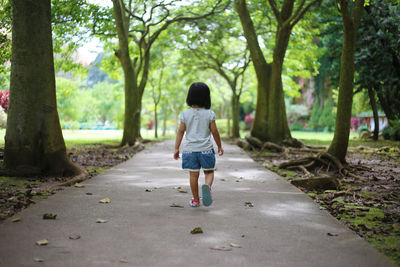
[210,121,224,156]
[174,122,186,160]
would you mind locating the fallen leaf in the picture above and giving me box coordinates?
[99,198,111,203]
[210,246,232,251]
[190,227,203,234]
[86,192,93,195]
[173,186,182,189]
[244,202,254,207]
[12,217,21,222]
[178,189,187,193]
[120,259,129,263]
[96,218,108,223]
[74,183,85,188]
[145,189,153,192]
[327,232,338,236]
[33,257,44,262]
[69,235,81,240]
[170,203,184,208]
[230,243,241,248]
[42,213,57,220]
[220,179,226,181]
[36,239,49,246]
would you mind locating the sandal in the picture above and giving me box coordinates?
[201,184,212,206]
[189,198,200,207]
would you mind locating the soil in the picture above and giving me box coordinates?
[0,142,149,222]
[245,140,400,265]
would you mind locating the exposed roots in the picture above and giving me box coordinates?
[279,152,364,180]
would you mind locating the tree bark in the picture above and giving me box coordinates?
[328,0,364,162]
[367,87,379,140]
[4,0,82,177]
[231,93,240,138]
[235,0,271,141]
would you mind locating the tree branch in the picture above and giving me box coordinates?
[290,0,321,28]
[268,0,281,22]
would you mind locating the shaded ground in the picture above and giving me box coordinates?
[0,143,148,221]
[242,139,400,265]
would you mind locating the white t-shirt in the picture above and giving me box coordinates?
[180,108,216,152]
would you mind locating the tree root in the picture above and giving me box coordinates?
[279,151,363,180]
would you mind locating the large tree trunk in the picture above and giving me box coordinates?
[231,93,240,138]
[267,25,293,143]
[4,0,82,176]
[328,0,364,162]
[112,0,139,146]
[235,0,271,141]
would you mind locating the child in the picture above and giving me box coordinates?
[173,82,224,207]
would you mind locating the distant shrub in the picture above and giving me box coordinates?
[309,99,322,129]
[382,120,400,141]
[290,123,304,131]
[0,90,9,113]
[318,100,335,132]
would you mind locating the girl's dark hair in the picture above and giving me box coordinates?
[186,82,211,109]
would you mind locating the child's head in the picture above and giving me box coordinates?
[186,82,211,109]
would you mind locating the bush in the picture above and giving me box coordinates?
[318,100,335,132]
[309,99,322,129]
[382,120,400,141]
[286,102,309,124]
[290,123,304,131]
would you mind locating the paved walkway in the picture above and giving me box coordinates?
[0,140,395,267]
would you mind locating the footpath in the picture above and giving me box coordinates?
[0,140,395,267]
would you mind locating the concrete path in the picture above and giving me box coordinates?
[0,140,395,267]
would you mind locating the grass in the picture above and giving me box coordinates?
[0,129,176,147]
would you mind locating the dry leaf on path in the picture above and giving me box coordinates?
[178,189,187,193]
[86,192,93,195]
[12,217,21,222]
[210,246,232,251]
[43,213,57,220]
[36,239,48,246]
[120,259,129,263]
[99,198,111,203]
[69,235,81,240]
[33,258,44,262]
[230,243,241,248]
[327,232,338,236]
[96,218,108,223]
[170,203,184,208]
[74,183,85,188]
[190,227,203,234]
[145,189,153,192]
[244,202,254,207]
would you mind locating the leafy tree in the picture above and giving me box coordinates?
[180,6,251,138]
[0,0,11,75]
[318,97,335,131]
[100,0,226,146]
[4,0,82,177]
[327,0,364,163]
[235,0,320,146]
[355,0,400,126]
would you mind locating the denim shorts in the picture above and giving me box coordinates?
[182,149,216,172]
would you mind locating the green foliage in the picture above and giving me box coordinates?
[0,0,11,74]
[318,99,336,132]
[355,0,400,120]
[285,101,310,124]
[309,98,322,129]
[382,120,400,141]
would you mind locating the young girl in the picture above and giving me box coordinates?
[173,82,224,207]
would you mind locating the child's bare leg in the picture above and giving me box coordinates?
[190,171,200,201]
[204,170,214,188]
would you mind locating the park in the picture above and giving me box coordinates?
[0,0,399,266]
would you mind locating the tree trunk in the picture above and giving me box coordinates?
[368,87,379,140]
[4,0,82,176]
[231,93,240,138]
[154,103,158,138]
[235,0,271,141]
[267,25,293,143]
[162,101,167,137]
[112,0,139,146]
[328,0,364,162]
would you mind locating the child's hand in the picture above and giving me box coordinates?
[218,147,224,156]
[173,149,180,160]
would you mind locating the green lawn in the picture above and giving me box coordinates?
[0,129,176,147]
